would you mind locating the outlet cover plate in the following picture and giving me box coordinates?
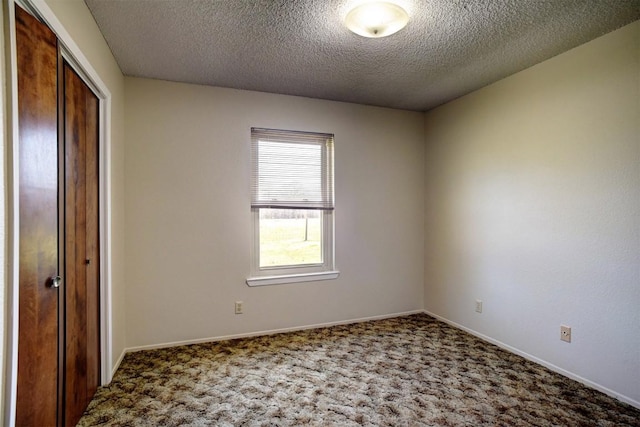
[561,325,571,343]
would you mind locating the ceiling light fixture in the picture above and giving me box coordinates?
[345,2,409,38]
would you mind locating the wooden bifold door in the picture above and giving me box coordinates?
[16,5,100,426]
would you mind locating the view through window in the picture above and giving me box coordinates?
[259,208,322,267]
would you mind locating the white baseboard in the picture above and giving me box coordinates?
[124,309,424,354]
[110,349,126,381]
[423,310,640,410]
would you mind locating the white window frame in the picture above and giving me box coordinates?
[246,128,339,287]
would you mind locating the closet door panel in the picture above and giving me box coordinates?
[84,72,101,402]
[15,6,60,426]
[63,63,101,427]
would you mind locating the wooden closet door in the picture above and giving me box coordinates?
[63,63,101,427]
[16,5,101,425]
[16,6,61,427]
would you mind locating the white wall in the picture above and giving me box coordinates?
[124,78,425,348]
[424,21,639,405]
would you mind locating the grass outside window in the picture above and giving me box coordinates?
[259,210,322,267]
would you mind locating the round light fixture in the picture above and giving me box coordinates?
[345,2,409,38]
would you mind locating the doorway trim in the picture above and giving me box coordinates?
[4,1,113,425]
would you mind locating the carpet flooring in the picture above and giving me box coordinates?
[78,314,640,426]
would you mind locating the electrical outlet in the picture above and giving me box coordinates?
[475,300,483,313]
[235,301,243,315]
[560,325,571,343]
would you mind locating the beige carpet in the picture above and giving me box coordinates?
[79,314,640,426]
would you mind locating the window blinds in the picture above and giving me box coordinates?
[251,128,334,210]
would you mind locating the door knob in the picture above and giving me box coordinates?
[51,276,61,288]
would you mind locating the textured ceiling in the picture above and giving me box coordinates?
[84,0,640,111]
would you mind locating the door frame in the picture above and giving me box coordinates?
[4,1,113,425]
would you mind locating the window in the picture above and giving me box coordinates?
[247,128,338,286]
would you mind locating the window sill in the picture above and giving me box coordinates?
[246,270,340,287]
